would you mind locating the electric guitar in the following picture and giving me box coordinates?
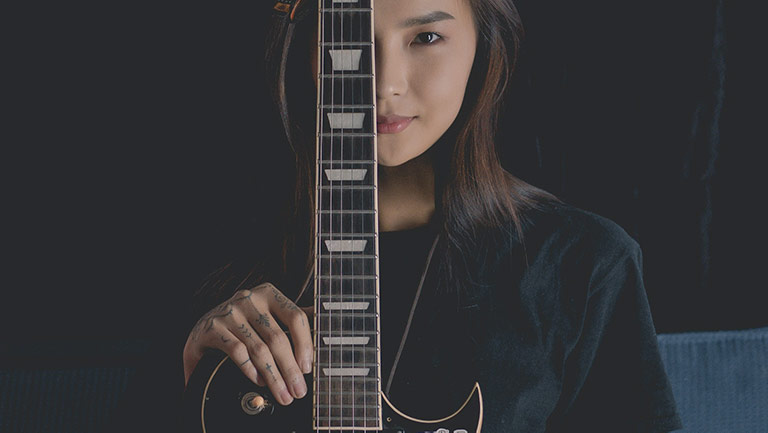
[182,1,483,431]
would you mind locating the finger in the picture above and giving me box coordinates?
[248,310,308,400]
[184,302,239,385]
[182,343,202,387]
[229,286,308,396]
[183,323,239,387]
[213,328,260,386]
[301,305,315,322]
[263,284,314,375]
[228,315,295,406]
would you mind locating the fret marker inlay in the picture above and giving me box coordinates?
[327,112,366,129]
[322,302,370,311]
[324,239,368,252]
[322,367,370,376]
[329,49,363,71]
[322,337,370,345]
[324,168,368,181]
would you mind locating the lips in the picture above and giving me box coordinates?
[376,114,414,134]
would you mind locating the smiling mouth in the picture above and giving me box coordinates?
[376,116,415,134]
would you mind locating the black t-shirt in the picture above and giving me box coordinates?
[377,203,682,433]
[378,223,439,385]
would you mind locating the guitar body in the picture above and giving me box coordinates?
[182,350,483,433]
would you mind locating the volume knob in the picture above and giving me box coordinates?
[241,392,272,415]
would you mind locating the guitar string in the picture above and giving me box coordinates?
[319,0,326,430]
[329,1,334,430]
[356,3,361,429]
[315,0,319,428]
[343,2,351,428]
[337,0,346,428]
[356,3,370,427]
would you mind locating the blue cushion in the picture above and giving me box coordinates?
[657,327,768,433]
[0,367,135,433]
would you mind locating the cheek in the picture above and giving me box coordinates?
[414,51,475,126]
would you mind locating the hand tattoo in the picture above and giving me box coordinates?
[190,303,234,342]
[189,290,255,342]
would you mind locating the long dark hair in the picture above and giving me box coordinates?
[193,0,556,312]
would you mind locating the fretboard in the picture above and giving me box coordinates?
[313,0,381,430]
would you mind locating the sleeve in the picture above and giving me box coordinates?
[548,240,683,433]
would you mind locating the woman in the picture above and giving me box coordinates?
[183,0,682,431]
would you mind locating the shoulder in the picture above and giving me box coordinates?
[537,203,642,293]
[486,200,643,297]
[525,201,640,260]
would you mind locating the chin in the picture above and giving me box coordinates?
[376,143,408,167]
[376,155,409,167]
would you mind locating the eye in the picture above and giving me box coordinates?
[413,32,443,45]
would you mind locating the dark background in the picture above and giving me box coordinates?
[2,1,766,431]
[1,0,765,398]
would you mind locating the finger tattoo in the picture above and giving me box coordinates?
[247,303,272,328]
[265,362,278,382]
[257,310,271,328]
[238,323,253,339]
[272,287,300,311]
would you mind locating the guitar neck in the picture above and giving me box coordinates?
[313,0,381,430]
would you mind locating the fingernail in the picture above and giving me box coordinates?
[280,388,294,405]
[293,378,307,398]
[301,359,312,374]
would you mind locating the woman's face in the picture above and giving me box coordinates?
[312,0,478,167]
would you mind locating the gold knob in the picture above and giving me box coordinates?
[250,395,266,408]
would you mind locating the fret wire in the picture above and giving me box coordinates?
[318,210,375,214]
[321,41,373,47]
[318,186,375,191]
[321,104,374,109]
[317,312,378,317]
[319,160,375,164]
[317,184,376,187]
[317,275,377,279]
[320,132,375,137]
[317,296,378,301]
[316,342,379,347]
[316,330,378,335]
[318,254,377,258]
[319,73,374,78]
[318,233,377,238]
[316,377,380,382]
[319,8,372,12]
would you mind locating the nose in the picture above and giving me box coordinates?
[375,44,408,100]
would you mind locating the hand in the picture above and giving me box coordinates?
[183,282,313,406]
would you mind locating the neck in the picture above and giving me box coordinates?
[378,149,436,232]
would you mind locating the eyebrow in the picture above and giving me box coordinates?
[399,11,456,28]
